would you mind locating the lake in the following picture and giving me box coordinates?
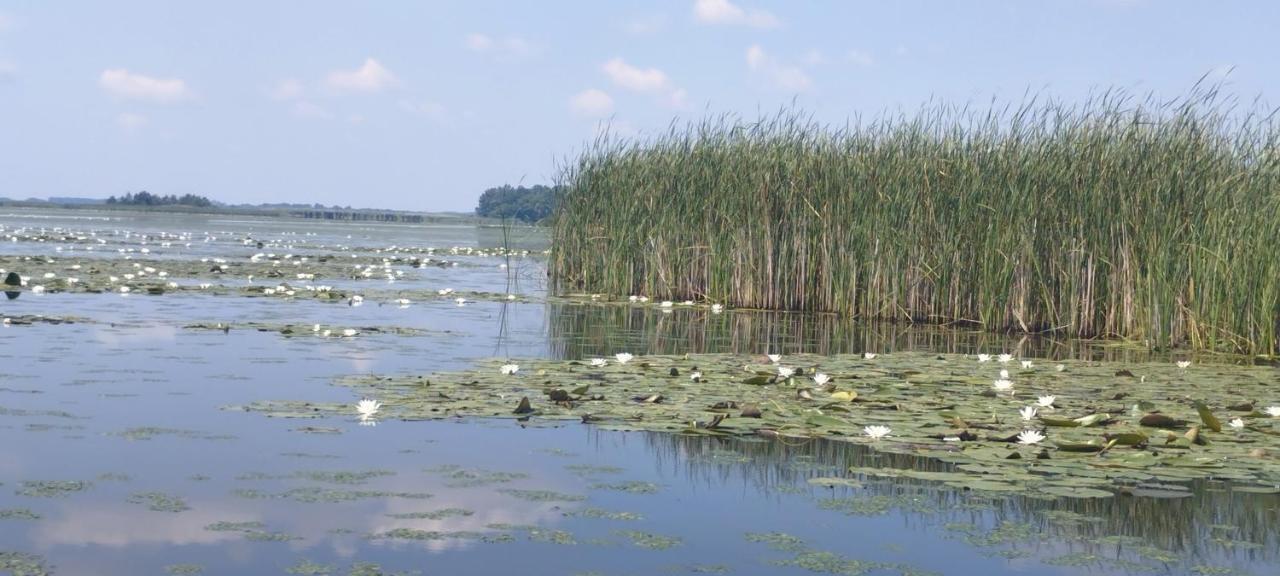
[1,207,1276,576]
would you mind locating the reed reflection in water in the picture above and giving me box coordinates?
[638,432,1279,569]
[547,302,1187,363]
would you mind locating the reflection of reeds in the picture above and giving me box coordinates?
[550,90,1280,354]
[547,302,1180,362]
[639,432,1279,566]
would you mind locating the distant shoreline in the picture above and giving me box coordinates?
[0,200,528,226]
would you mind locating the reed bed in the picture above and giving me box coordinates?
[550,90,1280,354]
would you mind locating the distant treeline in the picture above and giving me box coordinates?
[106,191,214,208]
[475,185,559,223]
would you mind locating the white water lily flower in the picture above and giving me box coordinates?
[1020,406,1038,421]
[1017,430,1045,445]
[777,366,795,379]
[690,371,703,381]
[992,379,1014,393]
[615,352,634,364]
[812,373,831,386]
[767,354,782,363]
[1021,360,1033,369]
[628,295,639,302]
[500,363,519,375]
[1229,418,1245,429]
[356,398,381,417]
[864,353,878,360]
[977,354,992,363]
[30,285,44,294]
[997,354,1013,364]
[322,329,332,337]
[395,298,411,306]
[590,358,607,367]
[1037,395,1056,408]
[313,324,321,332]
[1055,364,1066,372]
[863,425,891,440]
[1176,360,1191,369]
[999,369,1010,379]
[1266,406,1280,418]
[660,301,673,308]
[711,303,724,314]
[342,329,358,337]
[119,286,131,294]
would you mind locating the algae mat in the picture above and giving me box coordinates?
[228,352,1280,498]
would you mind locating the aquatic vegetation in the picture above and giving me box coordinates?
[231,486,432,503]
[564,464,626,476]
[163,564,204,575]
[366,528,486,541]
[589,480,660,494]
[0,509,41,520]
[0,551,52,576]
[565,507,643,521]
[127,491,191,512]
[293,469,396,485]
[205,520,299,541]
[228,352,1280,499]
[550,97,1280,355]
[863,425,891,440]
[496,489,586,502]
[423,467,529,487]
[286,560,334,575]
[110,427,235,441]
[385,508,474,520]
[16,480,92,498]
[615,530,682,550]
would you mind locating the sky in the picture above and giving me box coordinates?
[0,0,1277,212]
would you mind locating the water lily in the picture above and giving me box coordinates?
[1229,418,1245,429]
[356,398,381,418]
[864,353,878,360]
[997,354,1013,364]
[590,358,607,367]
[977,354,992,363]
[711,304,724,314]
[1176,360,1191,369]
[1020,406,1038,421]
[342,329,358,337]
[767,354,782,363]
[777,366,795,379]
[1266,406,1280,417]
[690,371,703,381]
[1037,395,1056,408]
[1016,430,1045,445]
[615,352,634,364]
[500,363,519,375]
[863,425,891,440]
[628,295,639,302]
[1020,360,1033,369]
[1055,364,1066,372]
[660,301,673,308]
[999,369,1010,379]
[812,373,831,386]
[992,379,1014,393]
[455,297,467,306]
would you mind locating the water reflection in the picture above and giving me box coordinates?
[546,302,1183,363]
[641,432,1280,568]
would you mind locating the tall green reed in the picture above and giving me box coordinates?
[550,90,1280,354]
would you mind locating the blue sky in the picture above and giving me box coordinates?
[0,0,1276,212]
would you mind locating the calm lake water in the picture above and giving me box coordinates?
[1,207,1275,576]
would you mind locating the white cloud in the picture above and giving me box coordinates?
[99,69,191,103]
[466,33,535,60]
[603,58,671,93]
[692,0,779,28]
[745,44,812,92]
[115,112,147,131]
[325,58,397,93]
[569,88,614,117]
[602,58,687,108]
[847,50,875,67]
[292,101,330,119]
[270,78,304,100]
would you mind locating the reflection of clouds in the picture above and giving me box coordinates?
[33,501,254,548]
[365,490,574,553]
[91,323,177,346]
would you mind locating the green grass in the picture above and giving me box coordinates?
[549,89,1280,354]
